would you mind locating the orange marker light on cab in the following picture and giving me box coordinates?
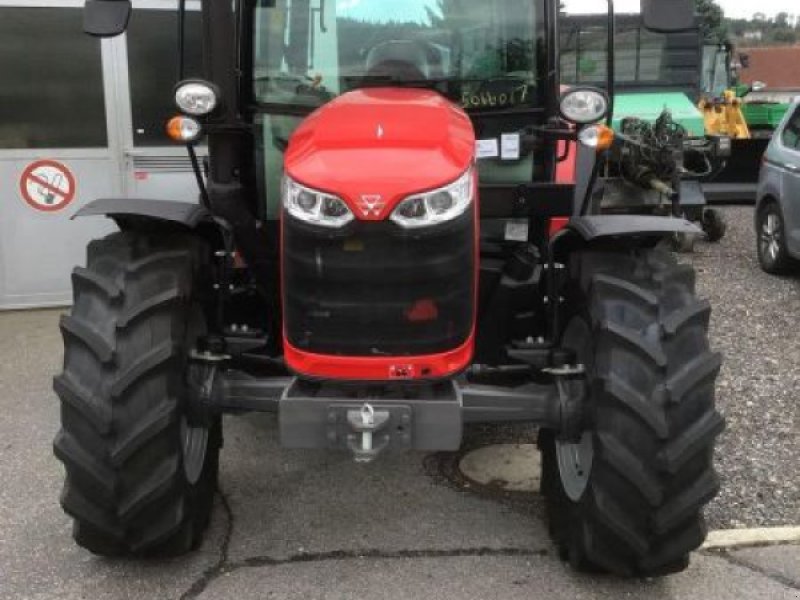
[166,115,203,143]
[578,124,615,153]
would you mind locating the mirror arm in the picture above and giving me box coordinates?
[605,0,615,126]
[177,0,186,80]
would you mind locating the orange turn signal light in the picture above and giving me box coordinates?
[166,115,202,143]
[578,124,615,152]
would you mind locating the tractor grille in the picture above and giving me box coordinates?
[282,208,475,357]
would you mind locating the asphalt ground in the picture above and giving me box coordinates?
[0,205,798,599]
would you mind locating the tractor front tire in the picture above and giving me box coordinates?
[540,247,724,577]
[53,231,220,557]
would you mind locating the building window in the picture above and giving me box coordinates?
[0,7,107,149]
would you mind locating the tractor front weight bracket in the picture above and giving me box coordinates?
[187,362,589,460]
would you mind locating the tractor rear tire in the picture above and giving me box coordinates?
[53,231,220,557]
[539,246,724,577]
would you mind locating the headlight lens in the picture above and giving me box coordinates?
[391,168,474,229]
[175,81,218,116]
[560,88,609,124]
[283,176,354,228]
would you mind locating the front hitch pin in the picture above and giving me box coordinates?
[361,403,375,452]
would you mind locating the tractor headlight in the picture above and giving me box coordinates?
[391,168,474,229]
[282,176,355,228]
[560,87,609,124]
[175,80,219,116]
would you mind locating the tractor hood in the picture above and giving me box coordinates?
[612,92,705,137]
[284,88,475,220]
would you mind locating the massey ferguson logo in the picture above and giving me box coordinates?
[357,195,386,217]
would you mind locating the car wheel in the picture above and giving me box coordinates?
[756,201,796,274]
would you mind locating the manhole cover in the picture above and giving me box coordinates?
[458,443,541,493]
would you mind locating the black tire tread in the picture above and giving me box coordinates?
[542,246,724,577]
[71,266,122,301]
[53,231,219,557]
[59,314,116,365]
[53,373,112,434]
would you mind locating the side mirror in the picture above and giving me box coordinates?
[84,0,131,37]
[641,0,696,33]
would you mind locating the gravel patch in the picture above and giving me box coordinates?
[690,205,799,529]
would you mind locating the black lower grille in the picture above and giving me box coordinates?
[283,208,475,356]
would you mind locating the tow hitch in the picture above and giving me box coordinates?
[347,403,391,462]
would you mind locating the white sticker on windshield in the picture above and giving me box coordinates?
[476,139,499,159]
[501,133,521,161]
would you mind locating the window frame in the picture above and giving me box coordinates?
[779,105,800,153]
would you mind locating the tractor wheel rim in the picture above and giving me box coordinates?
[181,417,209,485]
[556,433,593,501]
[556,316,594,502]
[182,305,210,486]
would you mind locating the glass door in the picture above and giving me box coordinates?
[0,0,118,308]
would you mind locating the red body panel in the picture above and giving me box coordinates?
[284,88,475,220]
[549,137,578,237]
[283,330,476,381]
[282,88,478,381]
[555,140,577,184]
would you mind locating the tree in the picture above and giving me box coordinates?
[774,29,797,43]
[695,0,728,44]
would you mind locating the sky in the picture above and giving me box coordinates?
[713,0,796,20]
[338,0,799,23]
[336,0,435,23]
[564,0,797,20]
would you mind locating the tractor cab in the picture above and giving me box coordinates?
[54,0,724,579]
[253,0,549,222]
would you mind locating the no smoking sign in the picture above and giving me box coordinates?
[19,160,77,213]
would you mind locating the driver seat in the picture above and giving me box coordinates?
[365,41,431,81]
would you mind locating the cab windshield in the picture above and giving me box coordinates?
[252,0,543,112]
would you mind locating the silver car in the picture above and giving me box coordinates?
[756,99,800,273]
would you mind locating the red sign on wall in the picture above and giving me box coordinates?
[19,160,77,213]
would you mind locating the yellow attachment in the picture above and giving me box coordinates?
[699,89,751,139]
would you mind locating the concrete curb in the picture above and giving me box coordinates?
[703,526,800,550]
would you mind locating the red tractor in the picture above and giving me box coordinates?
[55,0,724,577]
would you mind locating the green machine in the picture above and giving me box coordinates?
[561,13,727,246]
